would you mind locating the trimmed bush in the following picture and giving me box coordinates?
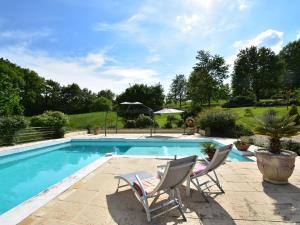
[135,114,153,128]
[124,120,136,128]
[235,124,254,137]
[197,110,246,137]
[222,96,255,108]
[164,121,172,128]
[255,99,298,107]
[176,119,184,128]
[0,116,27,145]
[30,111,69,138]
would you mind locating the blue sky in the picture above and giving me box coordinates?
[0,0,299,93]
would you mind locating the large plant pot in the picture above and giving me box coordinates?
[234,142,250,151]
[207,152,215,160]
[255,149,297,184]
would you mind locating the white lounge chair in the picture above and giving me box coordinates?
[115,155,197,222]
[158,144,233,202]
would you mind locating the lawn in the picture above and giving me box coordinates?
[66,105,299,132]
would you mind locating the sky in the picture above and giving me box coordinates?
[0,0,300,94]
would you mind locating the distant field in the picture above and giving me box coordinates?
[66,105,299,132]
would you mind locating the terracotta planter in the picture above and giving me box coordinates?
[207,152,215,160]
[234,142,250,151]
[255,149,297,184]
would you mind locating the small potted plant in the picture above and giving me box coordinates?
[93,125,101,135]
[254,110,299,184]
[234,139,250,151]
[201,142,217,160]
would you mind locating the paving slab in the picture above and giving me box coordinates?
[18,157,300,225]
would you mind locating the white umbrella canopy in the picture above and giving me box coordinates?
[154,108,184,114]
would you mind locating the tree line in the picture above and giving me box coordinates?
[0,58,115,116]
[167,38,300,108]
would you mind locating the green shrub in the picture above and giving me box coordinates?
[135,114,153,128]
[288,105,300,125]
[124,120,136,128]
[222,96,255,108]
[176,119,184,128]
[255,99,298,107]
[197,110,240,137]
[235,124,254,137]
[166,115,176,123]
[0,116,27,145]
[31,111,69,138]
[164,121,172,128]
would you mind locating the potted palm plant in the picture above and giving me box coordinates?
[201,142,217,160]
[254,110,299,184]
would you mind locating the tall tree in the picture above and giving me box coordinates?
[116,84,164,111]
[232,46,284,101]
[187,50,229,107]
[168,74,187,108]
[43,80,61,111]
[0,74,23,116]
[279,39,300,89]
[97,89,115,101]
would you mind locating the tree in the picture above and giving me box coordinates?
[21,69,45,115]
[187,50,229,107]
[90,97,112,112]
[60,84,84,114]
[98,89,115,101]
[116,84,164,111]
[43,80,61,111]
[232,46,284,101]
[168,74,187,108]
[0,74,23,116]
[279,39,300,89]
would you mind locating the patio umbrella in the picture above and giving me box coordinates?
[154,108,184,114]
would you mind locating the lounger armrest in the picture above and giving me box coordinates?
[135,175,147,197]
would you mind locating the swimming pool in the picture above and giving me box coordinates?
[0,139,251,215]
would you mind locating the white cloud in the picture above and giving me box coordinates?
[297,31,300,40]
[176,14,201,33]
[233,29,284,53]
[0,45,160,94]
[0,29,52,41]
[146,54,160,63]
[93,0,252,48]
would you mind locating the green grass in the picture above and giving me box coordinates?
[67,111,120,131]
[66,111,180,131]
[66,104,299,132]
[223,106,296,130]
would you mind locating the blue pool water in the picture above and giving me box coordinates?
[0,139,251,214]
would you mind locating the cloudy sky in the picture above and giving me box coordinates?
[0,0,299,93]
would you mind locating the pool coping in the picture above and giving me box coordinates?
[0,136,256,224]
[0,153,111,225]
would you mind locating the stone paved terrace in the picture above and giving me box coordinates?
[19,156,300,225]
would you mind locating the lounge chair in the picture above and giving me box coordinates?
[115,155,197,222]
[157,144,232,202]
